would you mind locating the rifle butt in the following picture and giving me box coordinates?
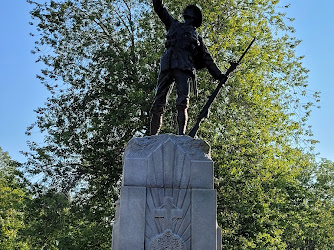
[188,123,200,138]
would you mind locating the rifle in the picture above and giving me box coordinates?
[188,37,256,138]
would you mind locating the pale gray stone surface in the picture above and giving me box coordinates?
[118,186,146,250]
[145,188,191,249]
[217,226,222,250]
[113,134,221,249]
[122,134,212,189]
[122,158,148,186]
[191,189,217,250]
[111,200,120,249]
[190,160,214,189]
[124,134,211,161]
[149,229,186,250]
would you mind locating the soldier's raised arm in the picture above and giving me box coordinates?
[153,0,175,29]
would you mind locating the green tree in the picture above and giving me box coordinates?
[22,188,113,249]
[0,147,29,249]
[26,0,333,248]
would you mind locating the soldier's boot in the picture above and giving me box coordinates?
[150,113,163,135]
[177,108,188,135]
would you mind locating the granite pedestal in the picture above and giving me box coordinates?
[112,134,221,249]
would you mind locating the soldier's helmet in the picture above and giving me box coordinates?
[183,4,202,28]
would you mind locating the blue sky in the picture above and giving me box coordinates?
[0,1,333,163]
[0,1,50,162]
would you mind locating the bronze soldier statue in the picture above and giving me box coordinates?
[150,0,224,135]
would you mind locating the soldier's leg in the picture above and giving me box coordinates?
[176,107,188,135]
[174,70,192,135]
[150,71,174,135]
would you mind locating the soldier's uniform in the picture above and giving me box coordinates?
[150,0,223,135]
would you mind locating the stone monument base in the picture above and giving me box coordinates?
[112,134,222,249]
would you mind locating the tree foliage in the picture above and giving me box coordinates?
[0,147,29,249]
[25,0,333,248]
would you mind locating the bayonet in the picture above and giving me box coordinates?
[188,37,256,138]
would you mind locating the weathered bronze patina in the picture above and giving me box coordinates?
[150,0,224,135]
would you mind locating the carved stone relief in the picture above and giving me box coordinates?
[145,189,191,249]
[149,229,186,250]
